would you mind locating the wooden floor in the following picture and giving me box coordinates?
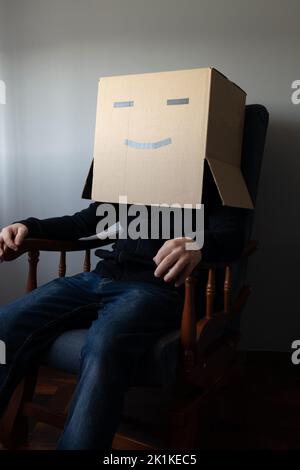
[199,351,300,450]
[1,351,299,450]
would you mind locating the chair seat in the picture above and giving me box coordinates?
[43,328,181,387]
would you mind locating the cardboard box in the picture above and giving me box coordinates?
[83,67,253,209]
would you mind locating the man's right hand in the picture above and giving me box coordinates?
[0,223,29,262]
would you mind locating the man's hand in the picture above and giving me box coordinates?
[0,223,29,262]
[153,238,202,287]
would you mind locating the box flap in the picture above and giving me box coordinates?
[207,158,254,209]
[204,68,252,208]
[82,159,94,200]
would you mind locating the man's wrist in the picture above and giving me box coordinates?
[12,220,33,238]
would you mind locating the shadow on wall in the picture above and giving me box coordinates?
[241,114,300,351]
[254,116,300,240]
[267,117,300,194]
[0,79,7,221]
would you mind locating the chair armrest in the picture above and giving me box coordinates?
[179,240,258,374]
[193,239,258,271]
[2,237,112,262]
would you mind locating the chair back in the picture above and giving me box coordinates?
[231,104,269,303]
[241,104,270,240]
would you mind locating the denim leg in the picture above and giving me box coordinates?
[57,281,183,450]
[0,271,112,416]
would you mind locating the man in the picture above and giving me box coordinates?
[0,166,245,450]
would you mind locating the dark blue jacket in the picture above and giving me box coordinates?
[18,167,246,291]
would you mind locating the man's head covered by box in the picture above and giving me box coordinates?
[84,67,253,210]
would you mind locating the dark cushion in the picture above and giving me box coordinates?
[43,328,181,387]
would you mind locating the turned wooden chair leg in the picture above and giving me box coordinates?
[0,368,39,449]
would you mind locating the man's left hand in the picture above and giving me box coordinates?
[153,238,202,287]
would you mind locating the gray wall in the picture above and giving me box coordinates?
[0,0,299,351]
[0,0,8,217]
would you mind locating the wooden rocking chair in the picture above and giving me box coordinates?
[0,104,269,450]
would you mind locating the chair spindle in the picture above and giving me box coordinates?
[83,249,91,272]
[205,268,215,319]
[26,250,40,293]
[224,265,232,313]
[58,251,66,277]
[180,276,197,372]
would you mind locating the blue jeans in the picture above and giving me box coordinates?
[0,271,183,449]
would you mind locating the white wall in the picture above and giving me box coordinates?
[0,0,299,351]
[0,0,8,220]
[0,1,27,300]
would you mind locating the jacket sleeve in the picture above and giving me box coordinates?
[15,202,102,241]
[201,205,246,263]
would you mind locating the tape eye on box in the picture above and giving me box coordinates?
[167,98,189,105]
[113,101,134,108]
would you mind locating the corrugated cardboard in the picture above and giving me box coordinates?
[83,67,253,209]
